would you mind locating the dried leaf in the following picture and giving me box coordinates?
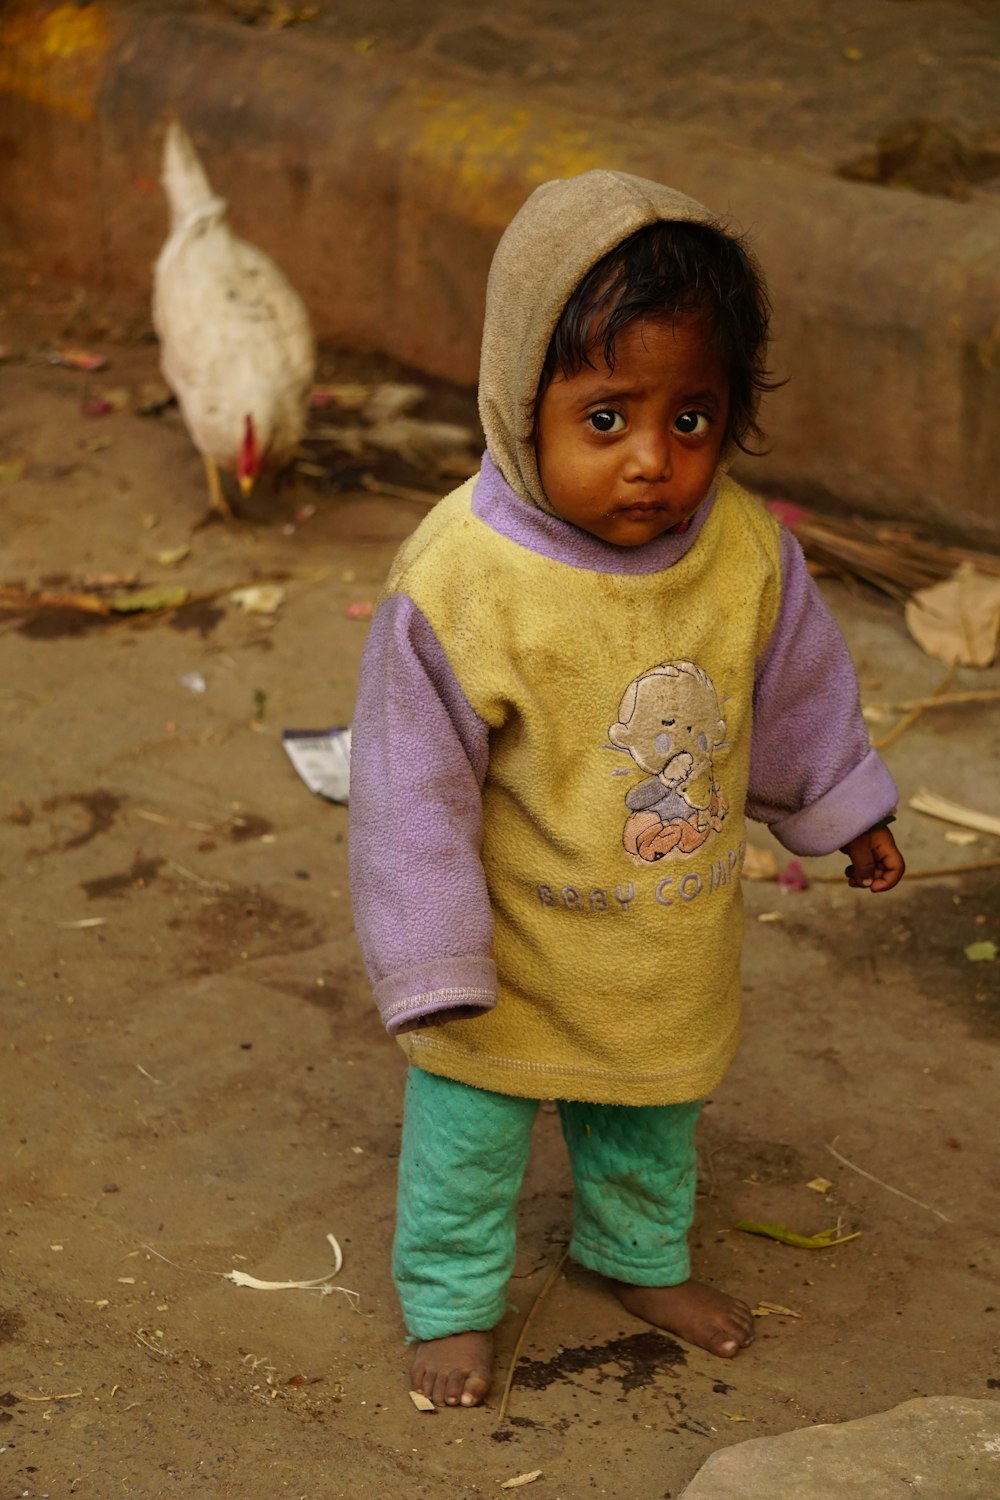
[501,1473,543,1491]
[905,562,1000,667]
[156,546,190,568]
[108,586,189,614]
[806,1177,833,1194]
[408,1390,436,1412]
[721,1410,751,1420]
[734,1220,861,1250]
[964,940,997,963]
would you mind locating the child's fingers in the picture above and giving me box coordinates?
[869,844,906,892]
[842,843,876,887]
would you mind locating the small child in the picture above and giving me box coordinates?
[349,170,905,1409]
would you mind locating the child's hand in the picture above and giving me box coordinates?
[840,826,905,892]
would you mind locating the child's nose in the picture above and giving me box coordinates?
[624,428,672,482]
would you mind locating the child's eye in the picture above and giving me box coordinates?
[588,409,625,433]
[674,411,710,437]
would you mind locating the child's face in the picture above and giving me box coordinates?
[535,315,729,546]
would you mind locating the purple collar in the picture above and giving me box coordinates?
[471,452,714,575]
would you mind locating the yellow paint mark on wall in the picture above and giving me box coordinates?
[0,2,112,120]
[406,94,622,222]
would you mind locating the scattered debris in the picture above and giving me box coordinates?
[757,911,784,923]
[965,940,997,963]
[944,829,979,847]
[734,1221,861,1250]
[500,1472,543,1490]
[345,600,374,619]
[301,379,480,487]
[909,788,1000,839]
[223,1232,359,1307]
[778,859,810,892]
[753,1301,802,1319]
[408,1390,436,1413]
[178,672,207,695]
[51,347,108,372]
[807,1177,833,1194]
[13,1390,83,1403]
[156,545,190,568]
[763,499,1000,605]
[56,917,108,929]
[282,727,352,804]
[229,583,286,616]
[0,577,289,624]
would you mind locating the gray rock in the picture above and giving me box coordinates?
[681,1396,1000,1499]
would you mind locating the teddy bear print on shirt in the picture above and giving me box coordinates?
[609,660,730,863]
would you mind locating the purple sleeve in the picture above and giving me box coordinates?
[747,529,898,855]
[348,592,497,1035]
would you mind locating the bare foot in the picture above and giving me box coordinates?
[409,1329,494,1408]
[612,1278,754,1359]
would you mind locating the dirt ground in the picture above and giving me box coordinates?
[1,273,998,1500]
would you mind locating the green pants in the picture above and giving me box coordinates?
[394,1066,703,1341]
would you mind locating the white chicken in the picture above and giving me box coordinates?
[153,121,315,516]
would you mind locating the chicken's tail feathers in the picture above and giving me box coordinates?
[161,120,226,230]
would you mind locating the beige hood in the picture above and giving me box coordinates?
[478,170,716,513]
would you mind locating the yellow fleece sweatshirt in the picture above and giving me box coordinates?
[390,472,782,1104]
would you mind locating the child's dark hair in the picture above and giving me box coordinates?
[537,220,779,453]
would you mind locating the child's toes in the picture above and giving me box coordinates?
[443,1368,469,1406]
[459,1371,490,1407]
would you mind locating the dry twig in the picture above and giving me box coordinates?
[496,1246,569,1427]
[871,669,954,751]
[826,1140,952,1222]
[811,856,1000,883]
